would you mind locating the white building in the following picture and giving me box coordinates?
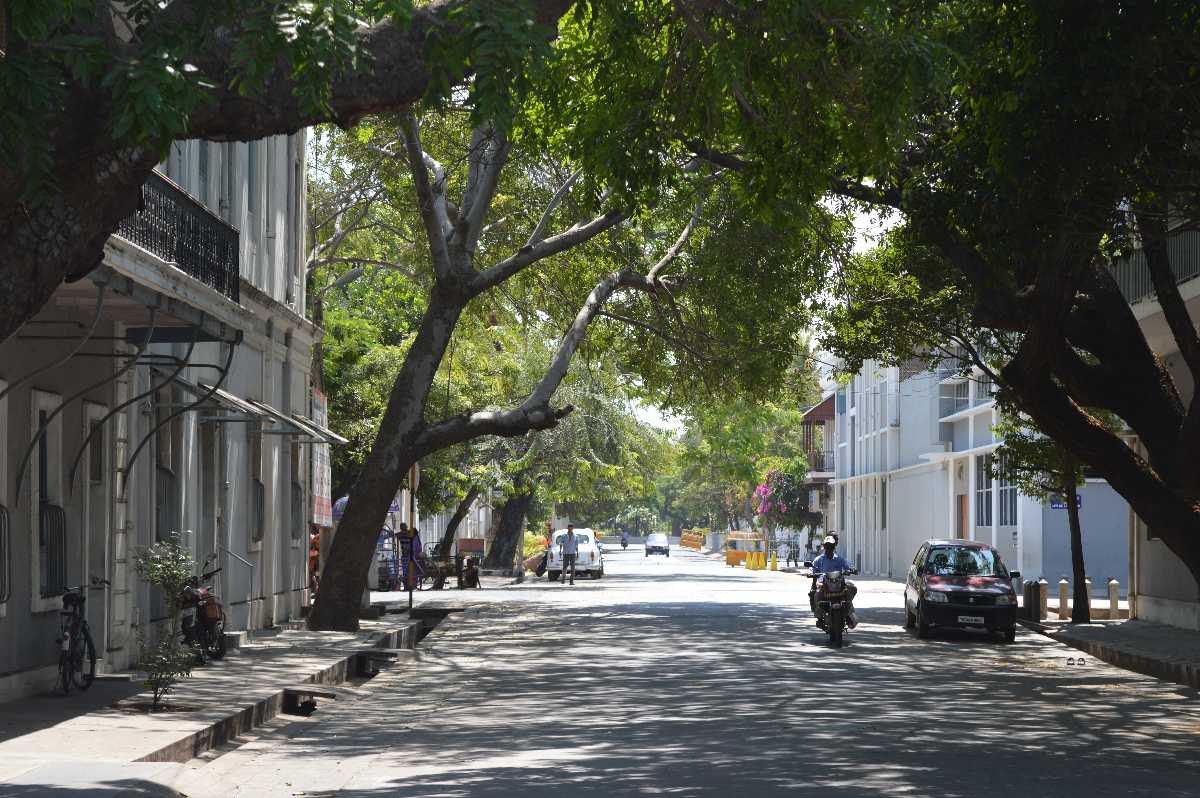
[0,133,344,701]
[829,354,1130,586]
[1115,229,1200,629]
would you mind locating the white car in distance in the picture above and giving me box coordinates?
[547,528,605,581]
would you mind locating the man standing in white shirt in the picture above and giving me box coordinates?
[560,525,579,585]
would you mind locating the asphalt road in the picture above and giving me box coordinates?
[166,544,1200,797]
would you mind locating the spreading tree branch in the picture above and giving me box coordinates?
[471,209,627,294]
[455,125,511,255]
[401,113,455,283]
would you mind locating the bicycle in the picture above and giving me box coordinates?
[56,577,109,695]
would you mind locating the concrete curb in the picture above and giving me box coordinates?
[133,619,425,764]
[1018,618,1200,691]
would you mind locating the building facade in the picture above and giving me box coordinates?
[0,134,341,702]
[828,356,1130,588]
[1116,229,1200,628]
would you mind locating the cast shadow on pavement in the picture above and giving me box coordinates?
[233,593,1200,798]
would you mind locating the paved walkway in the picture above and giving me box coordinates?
[1049,619,1200,690]
[0,618,421,796]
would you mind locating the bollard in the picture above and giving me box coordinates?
[1038,577,1049,620]
[770,551,778,571]
[1108,577,1120,620]
[1058,578,1070,620]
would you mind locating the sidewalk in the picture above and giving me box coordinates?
[0,615,424,797]
[1036,619,1200,692]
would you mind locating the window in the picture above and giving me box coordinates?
[954,380,970,413]
[88,419,104,484]
[998,463,1018,526]
[880,481,887,528]
[291,443,304,541]
[925,546,1008,578]
[247,141,260,216]
[975,372,994,405]
[975,454,993,527]
[31,392,65,606]
[197,141,209,204]
[39,501,66,597]
[250,422,265,543]
[154,387,181,541]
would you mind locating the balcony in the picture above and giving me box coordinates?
[116,171,240,303]
[806,450,836,475]
[1110,229,1200,305]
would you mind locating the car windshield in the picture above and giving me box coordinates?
[925,546,1008,577]
[646,534,667,544]
[555,532,591,544]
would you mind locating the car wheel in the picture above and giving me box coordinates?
[1003,628,1016,644]
[666,550,670,557]
[595,570,604,579]
[904,599,915,629]
[916,601,931,639]
[548,571,560,582]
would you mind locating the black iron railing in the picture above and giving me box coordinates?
[1110,229,1200,305]
[40,502,66,598]
[116,170,241,303]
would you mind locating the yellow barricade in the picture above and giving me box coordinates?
[726,549,748,567]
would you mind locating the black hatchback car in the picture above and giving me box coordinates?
[904,540,1021,643]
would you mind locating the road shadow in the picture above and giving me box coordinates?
[231,595,1200,798]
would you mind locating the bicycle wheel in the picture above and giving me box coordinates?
[58,650,73,695]
[75,627,97,690]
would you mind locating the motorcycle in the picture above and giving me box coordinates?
[180,555,227,663]
[621,538,629,550]
[805,562,858,648]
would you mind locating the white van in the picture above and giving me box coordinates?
[547,528,605,580]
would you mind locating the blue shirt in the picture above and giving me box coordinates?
[812,553,852,574]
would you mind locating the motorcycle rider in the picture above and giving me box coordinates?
[809,535,858,630]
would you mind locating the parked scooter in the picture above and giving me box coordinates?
[180,554,227,663]
[804,561,858,648]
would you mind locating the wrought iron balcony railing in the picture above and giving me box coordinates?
[1110,229,1200,306]
[116,170,240,303]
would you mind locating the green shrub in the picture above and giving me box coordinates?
[133,534,197,709]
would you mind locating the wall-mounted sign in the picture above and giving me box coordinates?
[1050,494,1082,510]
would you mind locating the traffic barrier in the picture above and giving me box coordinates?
[1058,578,1070,620]
[1108,578,1120,619]
[726,550,748,567]
[770,551,778,571]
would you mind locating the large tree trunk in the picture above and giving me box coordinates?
[308,290,464,631]
[483,491,533,571]
[1064,460,1091,624]
[438,487,481,555]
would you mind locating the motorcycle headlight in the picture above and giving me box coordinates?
[995,594,1017,605]
[925,590,949,603]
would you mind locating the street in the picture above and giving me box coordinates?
[166,545,1200,798]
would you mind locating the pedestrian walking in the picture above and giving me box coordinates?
[560,524,579,585]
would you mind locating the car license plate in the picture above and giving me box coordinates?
[957,615,985,625]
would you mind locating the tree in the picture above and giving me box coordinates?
[0,0,586,345]
[991,414,1095,623]
[303,96,831,629]
[614,505,658,536]
[753,465,819,536]
[562,1,1200,586]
